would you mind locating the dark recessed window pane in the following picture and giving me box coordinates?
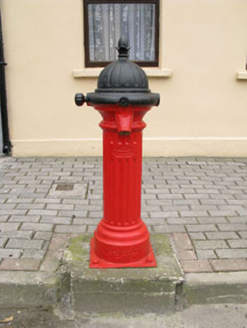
[84,1,159,67]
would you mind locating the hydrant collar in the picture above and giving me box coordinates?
[86,91,160,107]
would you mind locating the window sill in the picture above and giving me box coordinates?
[73,68,173,78]
[236,71,247,80]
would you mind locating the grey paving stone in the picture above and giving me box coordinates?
[190,205,218,211]
[145,200,173,206]
[209,210,237,217]
[227,200,247,205]
[0,258,41,270]
[171,188,196,194]
[143,218,166,226]
[0,216,9,222]
[20,223,53,232]
[0,223,20,231]
[216,249,247,259]
[34,198,61,204]
[28,209,58,216]
[150,211,179,218]
[184,194,210,199]
[227,240,247,248]
[157,194,183,200]
[88,211,103,218]
[195,189,220,194]
[9,216,40,223]
[87,194,103,200]
[180,211,209,217]
[210,194,235,200]
[0,249,22,259]
[186,224,218,232]
[161,205,190,211]
[16,203,45,210]
[236,210,247,216]
[197,217,228,224]
[6,198,34,203]
[144,189,170,194]
[205,232,239,240]
[167,218,197,225]
[89,199,103,206]
[152,225,186,233]
[19,192,42,198]
[196,250,217,259]
[55,225,87,233]
[0,238,7,248]
[141,194,157,200]
[189,232,206,240]
[200,200,227,206]
[46,204,74,210]
[62,199,89,205]
[72,218,101,225]
[218,224,247,231]
[40,216,72,225]
[6,239,43,249]
[58,210,87,218]
[239,231,247,238]
[227,217,247,223]
[21,249,46,259]
[74,205,103,211]
[173,199,200,205]
[33,231,52,241]
[0,204,17,210]
[0,230,33,239]
[193,240,228,250]
[0,210,27,216]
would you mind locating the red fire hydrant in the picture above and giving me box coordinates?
[75,37,160,268]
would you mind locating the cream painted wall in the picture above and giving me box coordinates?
[1,0,247,157]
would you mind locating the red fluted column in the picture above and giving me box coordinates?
[89,105,157,268]
[103,131,142,228]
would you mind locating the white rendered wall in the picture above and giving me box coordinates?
[2,0,247,157]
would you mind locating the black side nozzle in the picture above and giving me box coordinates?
[75,93,85,106]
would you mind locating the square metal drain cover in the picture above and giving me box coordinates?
[48,183,87,198]
[56,184,74,191]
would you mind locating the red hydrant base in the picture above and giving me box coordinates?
[89,237,157,269]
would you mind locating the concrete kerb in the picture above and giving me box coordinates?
[0,234,247,313]
[0,271,61,308]
[185,272,247,305]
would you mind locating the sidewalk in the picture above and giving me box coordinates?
[0,156,247,275]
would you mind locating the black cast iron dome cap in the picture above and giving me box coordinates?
[86,37,160,107]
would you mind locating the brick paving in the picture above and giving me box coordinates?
[0,156,247,273]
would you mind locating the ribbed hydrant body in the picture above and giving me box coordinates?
[75,38,160,268]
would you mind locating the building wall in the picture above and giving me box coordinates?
[2,0,247,157]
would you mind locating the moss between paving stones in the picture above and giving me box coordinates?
[64,234,90,261]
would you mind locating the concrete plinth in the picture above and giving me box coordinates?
[62,234,185,314]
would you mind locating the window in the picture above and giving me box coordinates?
[84,0,159,67]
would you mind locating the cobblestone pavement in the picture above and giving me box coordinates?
[0,156,247,273]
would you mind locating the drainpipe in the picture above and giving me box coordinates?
[0,8,11,155]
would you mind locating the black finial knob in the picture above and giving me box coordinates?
[117,37,130,58]
[75,93,85,106]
